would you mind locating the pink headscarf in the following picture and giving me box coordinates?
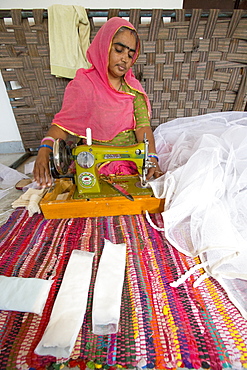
[52,17,151,141]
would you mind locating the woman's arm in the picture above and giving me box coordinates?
[135,125,163,180]
[132,89,163,180]
[33,125,68,187]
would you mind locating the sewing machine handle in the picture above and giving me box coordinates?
[141,135,156,187]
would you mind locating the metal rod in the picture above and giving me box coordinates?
[0,9,245,19]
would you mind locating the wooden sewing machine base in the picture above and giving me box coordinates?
[40,179,165,219]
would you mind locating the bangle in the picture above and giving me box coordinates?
[148,153,159,162]
[39,144,53,151]
[41,136,55,144]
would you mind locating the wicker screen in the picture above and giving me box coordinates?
[0,9,247,151]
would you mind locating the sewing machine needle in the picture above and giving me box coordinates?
[103,179,134,201]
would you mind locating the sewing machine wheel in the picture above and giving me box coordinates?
[53,139,72,175]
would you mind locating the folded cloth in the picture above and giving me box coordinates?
[48,5,91,79]
[92,239,126,335]
[12,187,46,217]
[98,160,139,176]
[35,250,94,359]
[0,275,53,315]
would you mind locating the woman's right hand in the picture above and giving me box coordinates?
[33,147,53,187]
[33,126,68,187]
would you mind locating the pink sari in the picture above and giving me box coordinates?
[52,17,151,142]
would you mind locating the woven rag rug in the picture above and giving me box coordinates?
[0,209,247,370]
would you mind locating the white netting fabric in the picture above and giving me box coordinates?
[150,111,247,319]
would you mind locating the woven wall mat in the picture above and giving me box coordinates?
[0,209,247,370]
[0,9,247,151]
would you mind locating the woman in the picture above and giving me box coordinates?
[34,17,163,187]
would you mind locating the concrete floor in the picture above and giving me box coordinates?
[0,152,26,167]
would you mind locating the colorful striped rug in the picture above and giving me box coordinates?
[0,209,247,370]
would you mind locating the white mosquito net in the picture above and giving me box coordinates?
[150,111,247,319]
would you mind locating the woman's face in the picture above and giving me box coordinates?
[108,28,137,80]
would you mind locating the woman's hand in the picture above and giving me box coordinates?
[33,126,68,187]
[33,147,53,187]
[146,157,163,180]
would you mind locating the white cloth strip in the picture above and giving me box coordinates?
[170,261,208,287]
[0,275,53,315]
[193,272,209,288]
[92,239,126,335]
[145,210,165,231]
[35,249,94,359]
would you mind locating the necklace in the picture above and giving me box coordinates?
[118,78,123,91]
[118,82,122,91]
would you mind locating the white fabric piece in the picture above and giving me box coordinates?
[0,275,53,315]
[145,210,165,232]
[35,249,94,359]
[169,262,209,287]
[24,160,35,175]
[12,187,46,217]
[92,239,126,335]
[150,111,247,319]
[0,163,29,190]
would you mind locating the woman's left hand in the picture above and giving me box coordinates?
[146,157,164,180]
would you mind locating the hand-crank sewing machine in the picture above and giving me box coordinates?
[52,134,154,196]
[40,131,164,219]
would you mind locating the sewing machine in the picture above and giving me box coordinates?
[40,132,164,219]
[51,133,155,200]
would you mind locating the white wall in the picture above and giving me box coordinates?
[1,0,183,10]
[0,0,183,152]
[0,72,22,142]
